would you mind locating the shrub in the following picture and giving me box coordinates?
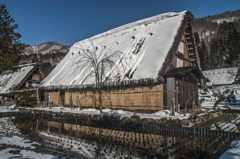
[15,90,37,107]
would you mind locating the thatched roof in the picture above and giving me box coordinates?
[203,68,239,86]
[0,63,42,95]
[41,11,195,88]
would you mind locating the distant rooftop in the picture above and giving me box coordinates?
[203,67,239,86]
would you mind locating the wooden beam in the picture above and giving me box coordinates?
[190,58,196,62]
[185,37,191,40]
[187,43,193,46]
[188,53,195,56]
[187,48,194,51]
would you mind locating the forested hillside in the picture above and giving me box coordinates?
[193,9,240,71]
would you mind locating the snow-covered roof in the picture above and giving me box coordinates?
[42,11,190,88]
[203,68,239,86]
[0,65,35,95]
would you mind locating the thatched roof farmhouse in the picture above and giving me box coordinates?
[40,11,204,110]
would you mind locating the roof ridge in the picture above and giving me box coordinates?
[73,11,187,47]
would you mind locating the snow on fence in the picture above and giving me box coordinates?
[0,112,240,140]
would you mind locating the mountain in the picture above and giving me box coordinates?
[24,41,70,55]
[193,9,240,70]
[20,41,70,76]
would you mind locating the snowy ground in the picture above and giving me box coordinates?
[28,106,190,120]
[200,84,240,110]
[219,140,240,159]
[0,117,67,159]
[0,104,17,112]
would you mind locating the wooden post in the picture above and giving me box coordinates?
[176,87,179,112]
[77,96,81,110]
[130,99,135,115]
[70,92,73,109]
[47,121,50,133]
[185,102,187,116]
[192,100,196,116]
[36,119,39,131]
[170,98,172,115]
[58,95,62,107]
[173,97,175,116]
[110,98,112,113]
[36,87,39,107]
[58,89,61,107]
[185,97,192,116]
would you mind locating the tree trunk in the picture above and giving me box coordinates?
[98,89,103,113]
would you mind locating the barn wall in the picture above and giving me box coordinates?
[49,92,60,105]
[49,84,164,111]
[178,74,198,108]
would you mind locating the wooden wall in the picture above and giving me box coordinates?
[48,84,164,111]
[172,35,191,68]
[49,92,60,105]
[177,74,198,108]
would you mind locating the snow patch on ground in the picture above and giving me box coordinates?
[29,107,190,120]
[0,136,38,149]
[0,104,17,112]
[0,117,65,159]
[200,84,240,110]
[219,140,240,159]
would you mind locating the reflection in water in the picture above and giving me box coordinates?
[11,116,235,159]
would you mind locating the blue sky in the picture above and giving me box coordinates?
[1,0,240,46]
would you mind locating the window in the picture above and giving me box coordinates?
[32,74,40,81]
[177,58,183,67]
[178,41,184,53]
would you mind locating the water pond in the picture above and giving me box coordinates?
[0,114,237,159]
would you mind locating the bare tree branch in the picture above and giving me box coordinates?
[73,39,125,112]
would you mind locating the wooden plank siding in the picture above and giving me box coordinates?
[178,74,198,108]
[172,35,191,68]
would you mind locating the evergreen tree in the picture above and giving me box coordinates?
[198,39,209,70]
[15,90,37,107]
[194,32,200,46]
[225,28,240,67]
[209,38,219,69]
[218,39,226,68]
[0,3,25,74]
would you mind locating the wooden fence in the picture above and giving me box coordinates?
[1,112,240,140]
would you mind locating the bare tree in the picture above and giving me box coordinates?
[212,89,236,110]
[74,40,124,113]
